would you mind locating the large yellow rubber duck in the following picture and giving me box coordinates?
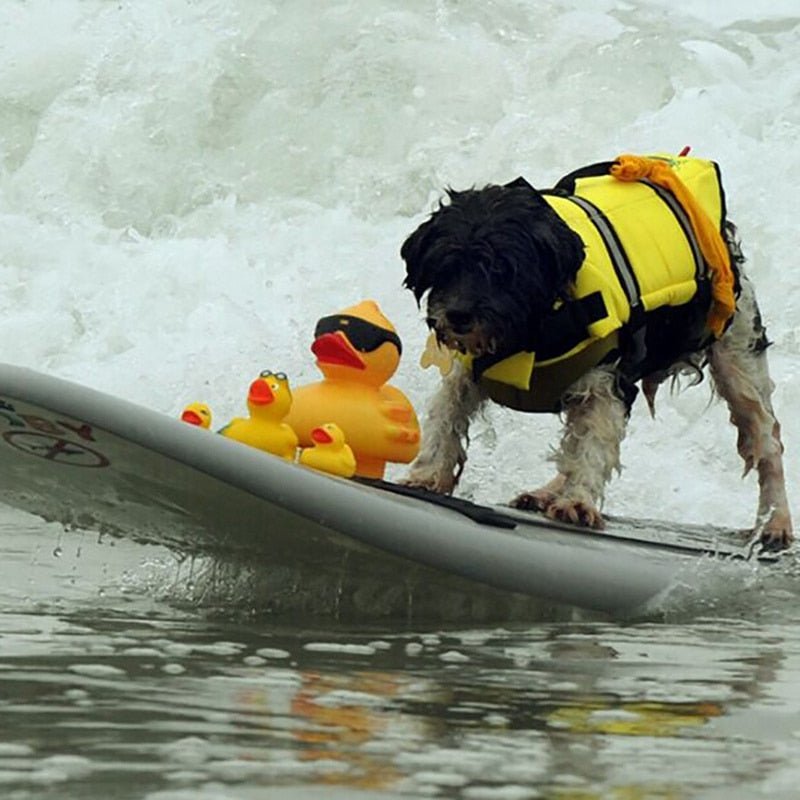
[219,370,298,461]
[286,300,420,479]
[180,402,212,429]
[299,423,357,478]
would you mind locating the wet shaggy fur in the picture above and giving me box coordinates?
[400,182,792,550]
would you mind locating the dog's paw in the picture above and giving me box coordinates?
[511,476,567,512]
[398,471,457,496]
[545,498,606,529]
[758,511,794,552]
[511,489,556,513]
[513,492,604,529]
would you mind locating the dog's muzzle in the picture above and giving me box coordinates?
[426,312,497,356]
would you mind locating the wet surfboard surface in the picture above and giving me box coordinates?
[0,363,772,618]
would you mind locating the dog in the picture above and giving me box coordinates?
[399,154,792,550]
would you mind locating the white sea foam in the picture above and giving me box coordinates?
[303,642,377,656]
[254,647,291,660]
[67,663,126,677]
[1,0,799,530]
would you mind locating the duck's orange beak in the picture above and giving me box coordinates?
[181,410,204,426]
[248,379,274,405]
[311,332,365,369]
[311,426,334,444]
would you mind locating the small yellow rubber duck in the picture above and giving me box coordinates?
[299,423,357,478]
[286,300,420,479]
[219,370,298,461]
[180,402,213,429]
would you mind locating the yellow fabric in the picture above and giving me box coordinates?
[464,154,729,395]
[544,194,631,340]
[481,350,536,386]
[480,333,619,413]
[571,176,701,312]
[611,153,735,337]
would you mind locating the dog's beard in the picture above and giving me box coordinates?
[425,290,529,359]
[426,310,497,357]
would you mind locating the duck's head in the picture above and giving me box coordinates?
[180,402,212,429]
[310,422,347,448]
[311,300,402,386]
[246,370,292,419]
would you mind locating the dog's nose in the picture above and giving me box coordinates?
[445,310,473,330]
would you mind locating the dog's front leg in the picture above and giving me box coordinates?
[402,361,486,494]
[513,367,627,528]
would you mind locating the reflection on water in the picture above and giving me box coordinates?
[2,533,800,800]
[4,486,800,800]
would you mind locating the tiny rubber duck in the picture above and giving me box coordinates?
[180,402,213,429]
[219,370,298,461]
[299,423,357,478]
[285,300,420,479]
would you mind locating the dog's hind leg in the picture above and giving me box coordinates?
[513,366,628,528]
[708,275,792,549]
[402,361,486,495]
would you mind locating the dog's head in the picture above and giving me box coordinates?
[400,182,584,359]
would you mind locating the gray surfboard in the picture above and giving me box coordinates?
[0,363,773,620]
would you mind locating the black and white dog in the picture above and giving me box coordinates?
[399,166,792,550]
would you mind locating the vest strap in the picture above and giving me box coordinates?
[535,291,608,360]
[552,161,617,194]
[559,194,642,312]
[470,291,609,383]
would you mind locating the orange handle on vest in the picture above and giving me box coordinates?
[611,154,736,338]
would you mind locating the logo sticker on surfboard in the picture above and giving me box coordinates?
[0,398,110,468]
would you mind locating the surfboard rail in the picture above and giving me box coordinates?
[0,362,771,618]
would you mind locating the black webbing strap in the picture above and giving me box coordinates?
[552,161,617,195]
[353,478,518,529]
[470,292,608,379]
[531,292,608,360]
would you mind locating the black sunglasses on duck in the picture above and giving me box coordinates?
[314,315,402,355]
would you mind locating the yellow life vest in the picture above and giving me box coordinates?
[467,154,733,412]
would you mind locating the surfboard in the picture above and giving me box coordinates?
[0,362,775,620]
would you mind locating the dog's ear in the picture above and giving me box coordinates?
[400,217,432,304]
[491,183,585,298]
[401,197,455,303]
[525,205,586,297]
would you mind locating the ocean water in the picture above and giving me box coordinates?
[2,1,800,797]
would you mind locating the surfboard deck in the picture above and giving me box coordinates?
[0,363,775,619]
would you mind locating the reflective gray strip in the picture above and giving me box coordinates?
[563,195,641,309]
[642,179,704,279]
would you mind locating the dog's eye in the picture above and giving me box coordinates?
[445,310,472,328]
[485,257,508,275]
